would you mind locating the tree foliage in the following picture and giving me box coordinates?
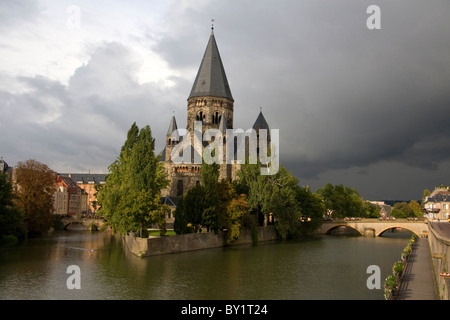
[14,159,56,234]
[173,160,251,243]
[316,183,364,218]
[236,162,324,239]
[226,194,250,244]
[0,172,26,244]
[391,201,422,218]
[294,185,326,235]
[98,123,169,237]
[362,201,380,218]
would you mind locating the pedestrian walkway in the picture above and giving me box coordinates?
[397,237,437,300]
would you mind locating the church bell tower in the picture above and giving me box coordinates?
[186,25,234,134]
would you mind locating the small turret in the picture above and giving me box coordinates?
[165,113,179,161]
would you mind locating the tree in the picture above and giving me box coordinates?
[185,184,208,232]
[14,159,56,234]
[391,202,416,218]
[173,196,192,234]
[225,194,250,244]
[422,189,431,203]
[0,172,26,244]
[236,162,306,239]
[294,185,326,235]
[362,201,380,218]
[316,183,364,218]
[200,158,220,232]
[98,123,169,237]
[408,200,423,217]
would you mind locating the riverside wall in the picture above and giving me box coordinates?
[123,226,278,257]
[428,223,450,300]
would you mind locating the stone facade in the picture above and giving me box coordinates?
[124,226,278,257]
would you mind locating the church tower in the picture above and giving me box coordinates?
[161,26,235,197]
[186,26,234,134]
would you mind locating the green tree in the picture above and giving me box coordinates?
[236,161,266,225]
[236,162,306,239]
[200,159,220,232]
[98,123,169,237]
[391,202,414,218]
[14,159,56,234]
[316,183,364,218]
[422,189,431,203]
[225,194,250,244]
[294,185,326,235]
[408,200,423,217]
[363,201,380,218]
[216,179,236,230]
[175,184,207,233]
[0,172,26,245]
[173,196,192,234]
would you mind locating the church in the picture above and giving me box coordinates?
[160,26,271,199]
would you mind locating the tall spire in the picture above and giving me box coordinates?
[218,109,227,133]
[188,26,233,101]
[166,113,178,137]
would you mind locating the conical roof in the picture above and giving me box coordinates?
[188,31,233,101]
[218,110,227,133]
[166,114,178,137]
[253,111,270,131]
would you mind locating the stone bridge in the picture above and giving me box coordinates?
[318,219,429,237]
[61,216,106,231]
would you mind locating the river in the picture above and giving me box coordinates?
[0,229,411,300]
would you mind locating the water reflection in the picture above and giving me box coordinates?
[0,230,411,300]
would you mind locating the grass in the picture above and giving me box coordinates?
[148,229,177,237]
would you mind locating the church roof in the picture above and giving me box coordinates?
[188,30,233,101]
[253,111,270,131]
[166,114,178,136]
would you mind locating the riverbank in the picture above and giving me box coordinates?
[123,226,278,257]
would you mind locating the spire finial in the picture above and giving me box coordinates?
[211,19,215,35]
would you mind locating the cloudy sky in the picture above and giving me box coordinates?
[1,0,450,200]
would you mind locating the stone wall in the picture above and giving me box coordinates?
[428,224,450,300]
[123,226,278,257]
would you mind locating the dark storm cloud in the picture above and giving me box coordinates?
[153,0,450,199]
[1,0,450,199]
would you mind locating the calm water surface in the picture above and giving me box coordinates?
[0,230,411,300]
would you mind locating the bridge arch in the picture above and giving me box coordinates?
[63,221,85,230]
[376,225,419,237]
[323,224,363,236]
